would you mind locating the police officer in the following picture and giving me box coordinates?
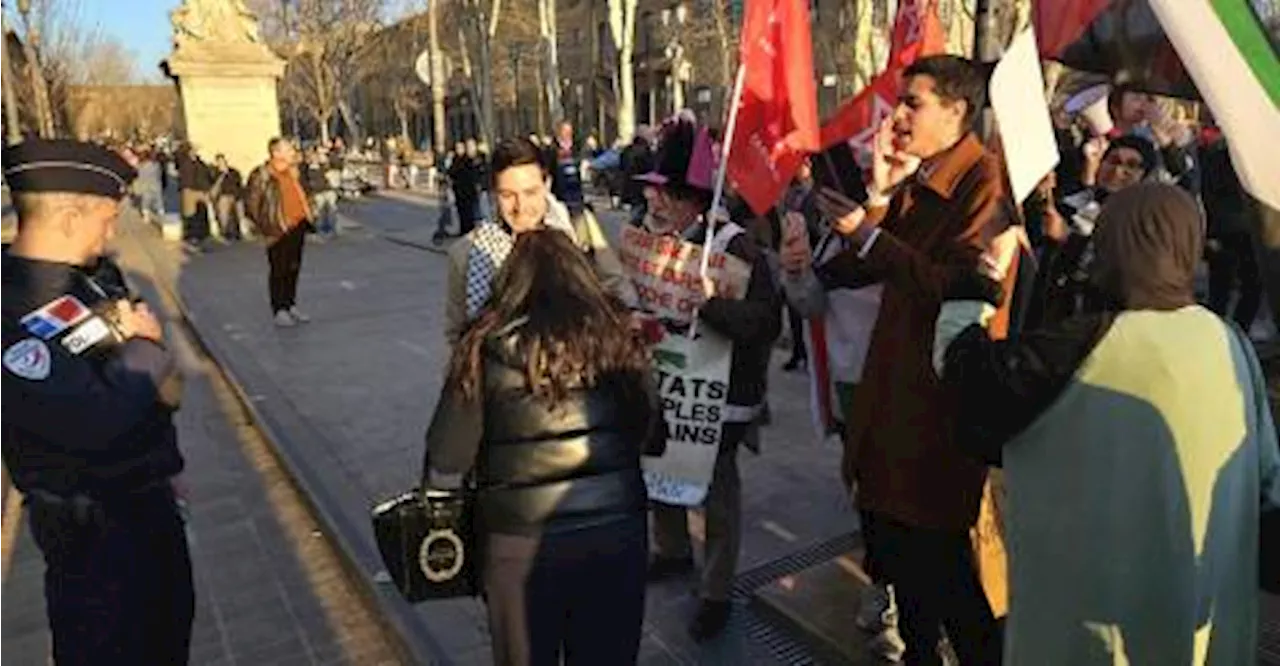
[1,139,194,665]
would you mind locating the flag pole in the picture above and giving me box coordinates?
[689,63,747,340]
[701,64,748,278]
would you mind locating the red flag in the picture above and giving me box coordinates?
[818,0,945,154]
[725,0,820,215]
[1033,0,1111,58]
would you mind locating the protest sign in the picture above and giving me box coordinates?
[642,329,734,506]
[617,225,751,324]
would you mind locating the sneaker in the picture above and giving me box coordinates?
[273,310,296,327]
[289,307,311,323]
[647,555,695,581]
[689,599,731,642]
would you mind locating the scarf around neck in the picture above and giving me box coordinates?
[463,194,580,320]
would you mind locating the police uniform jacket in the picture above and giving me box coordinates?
[2,256,184,497]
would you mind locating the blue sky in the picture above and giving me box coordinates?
[82,0,181,81]
[83,0,421,82]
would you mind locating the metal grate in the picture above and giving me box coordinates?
[728,533,864,666]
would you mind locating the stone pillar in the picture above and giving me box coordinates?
[167,56,284,178]
[163,1,285,179]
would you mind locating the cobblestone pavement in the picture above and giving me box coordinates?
[172,191,857,664]
[1,210,406,666]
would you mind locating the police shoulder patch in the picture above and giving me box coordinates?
[3,338,52,381]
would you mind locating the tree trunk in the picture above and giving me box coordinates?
[478,16,495,147]
[319,113,331,144]
[539,0,563,124]
[712,0,734,117]
[608,0,638,144]
[428,0,447,155]
[535,62,547,132]
[19,10,56,138]
[398,106,411,143]
[337,100,361,145]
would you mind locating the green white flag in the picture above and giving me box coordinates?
[1149,0,1280,210]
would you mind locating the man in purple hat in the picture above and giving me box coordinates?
[637,114,782,641]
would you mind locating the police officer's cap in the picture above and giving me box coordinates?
[2,139,136,200]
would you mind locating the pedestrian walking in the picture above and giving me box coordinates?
[134,147,165,224]
[1,138,194,665]
[175,142,212,249]
[210,154,245,242]
[303,148,338,239]
[245,137,314,327]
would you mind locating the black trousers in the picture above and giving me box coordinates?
[267,225,307,313]
[483,515,647,666]
[455,191,479,235]
[863,511,1000,666]
[1207,230,1262,331]
[29,486,195,666]
[787,303,807,361]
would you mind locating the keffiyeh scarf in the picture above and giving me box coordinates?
[463,195,579,321]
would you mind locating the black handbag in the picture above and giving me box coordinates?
[370,484,479,602]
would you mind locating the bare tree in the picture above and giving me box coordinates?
[75,37,137,86]
[606,0,637,143]
[537,0,562,123]
[59,34,177,141]
[251,0,385,144]
[428,0,447,153]
[7,0,104,137]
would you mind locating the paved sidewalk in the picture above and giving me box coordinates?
[1,211,405,665]
[175,194,857,664]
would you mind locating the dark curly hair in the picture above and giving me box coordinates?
[450,228,651,406]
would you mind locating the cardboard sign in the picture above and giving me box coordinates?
[642,330,734,506]
[617,225,751,324]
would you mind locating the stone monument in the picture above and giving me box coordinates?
[163,0,284,180]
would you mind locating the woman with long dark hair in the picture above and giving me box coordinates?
[422,228,658,666]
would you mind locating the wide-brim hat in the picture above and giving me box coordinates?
[634,110,717,192]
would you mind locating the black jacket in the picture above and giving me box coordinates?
[424,325,656,536]
[683,223,783,420]
[176,150,211,190]
[1,255,184,497]
[301,162,331,195]
[212,167,244,201]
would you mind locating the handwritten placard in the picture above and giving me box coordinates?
[618,225,751,324]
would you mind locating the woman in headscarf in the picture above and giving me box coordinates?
[935,183,1280,665]
[1024,135,1160,328]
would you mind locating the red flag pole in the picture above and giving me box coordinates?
[689,63,747,340]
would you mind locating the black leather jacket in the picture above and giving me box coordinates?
[424,327,655,536]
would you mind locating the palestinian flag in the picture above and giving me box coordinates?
[1148,0,1280,211]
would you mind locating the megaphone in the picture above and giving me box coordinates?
[1064,84,1114,137]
